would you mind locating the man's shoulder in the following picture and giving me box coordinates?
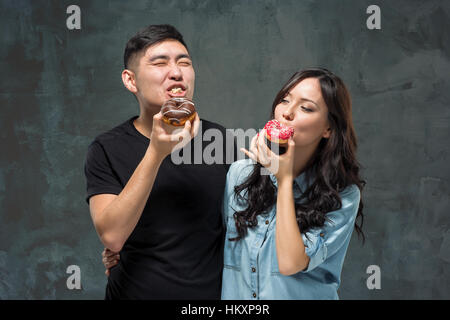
[90,117,136,147]
[200,118,227,131]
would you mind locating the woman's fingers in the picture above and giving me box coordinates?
[255,131,271,166]
[102,248,120,272]
[285,137,295,155]
[103,257,119,269]
[103,254,120,263]
[261,130,273,158]
[104,248,119,258]
[240,148,257,162]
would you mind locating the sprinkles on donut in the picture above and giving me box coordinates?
[263,119,294,155]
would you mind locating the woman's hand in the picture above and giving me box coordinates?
[102,248,120,277]
[240,129,295,183]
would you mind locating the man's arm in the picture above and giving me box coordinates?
[89,112,199,252]
[89,145,163,252]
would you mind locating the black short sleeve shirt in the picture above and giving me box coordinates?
[84,116,236,299]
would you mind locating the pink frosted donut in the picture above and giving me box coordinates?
[264,120,294,145]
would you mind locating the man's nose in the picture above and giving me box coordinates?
[168,64,182,80]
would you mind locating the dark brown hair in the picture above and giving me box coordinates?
[124,24,188,70]
[231,68,365,243]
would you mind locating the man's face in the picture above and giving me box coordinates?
[130,39,195,110]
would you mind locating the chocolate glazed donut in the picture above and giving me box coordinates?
[161,98,197,126]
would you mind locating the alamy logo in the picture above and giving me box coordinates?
[169,123,281,175]
[366,5,381,30]
[366,265,381,290]
[66,265,81,290]
[66,5,81,30]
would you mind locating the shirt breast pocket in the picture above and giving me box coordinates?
[223,216,242,271]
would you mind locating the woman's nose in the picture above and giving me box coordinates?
[283,105,295,121]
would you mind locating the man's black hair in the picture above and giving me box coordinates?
[123,24,188,70]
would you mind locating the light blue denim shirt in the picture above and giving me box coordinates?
[221,159,361,300]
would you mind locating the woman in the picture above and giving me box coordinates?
[221,67,365,300]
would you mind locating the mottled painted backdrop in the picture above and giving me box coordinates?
[0,0,449,299]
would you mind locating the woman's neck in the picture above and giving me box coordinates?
[292,143,319,178]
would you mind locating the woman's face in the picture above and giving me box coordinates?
[274,77,331,149]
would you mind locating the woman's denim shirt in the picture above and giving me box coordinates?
[221,159,360,300]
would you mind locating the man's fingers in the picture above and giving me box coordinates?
[172,125,192,144]
[183,120,193,139]
[153,111,163,121]
[184,119,192,131]
[191,113,200,138]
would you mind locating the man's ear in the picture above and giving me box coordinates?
[122,69,137,94]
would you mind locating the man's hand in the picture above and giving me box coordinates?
[148,112,200,160]
[102,248,120,277]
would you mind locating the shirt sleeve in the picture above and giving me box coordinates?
[301,185,361,273]
[84,141,123,204]
[223,129,239,173]
[222,160,254,230]
[222,161,239,228]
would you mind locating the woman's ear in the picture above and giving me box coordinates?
[323,127,331,139]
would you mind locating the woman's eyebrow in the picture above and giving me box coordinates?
[300,98,320,109]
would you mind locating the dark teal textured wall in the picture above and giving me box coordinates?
[0,0,449,299]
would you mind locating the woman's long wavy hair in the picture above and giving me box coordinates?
[230,68,365,243]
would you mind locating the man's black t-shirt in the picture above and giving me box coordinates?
[84,116,235,299]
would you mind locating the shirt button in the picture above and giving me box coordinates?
[265,220,269,225]
[251,267,256,273]
[253,292,257,298]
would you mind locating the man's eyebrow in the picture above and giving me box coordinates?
[149,55,169,62]
[149,54,192,62]
[176,54,192,61]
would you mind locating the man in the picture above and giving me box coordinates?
[84,24,234,299]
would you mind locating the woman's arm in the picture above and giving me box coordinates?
[240,131,310,275]
[275,177,310,275]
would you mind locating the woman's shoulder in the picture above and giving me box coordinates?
[340,184,360,199]
[338,184,361,213]
[228,159,255,184]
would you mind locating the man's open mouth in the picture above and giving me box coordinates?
[167,84,187,97]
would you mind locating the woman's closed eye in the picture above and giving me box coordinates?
[301,106,313,112]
